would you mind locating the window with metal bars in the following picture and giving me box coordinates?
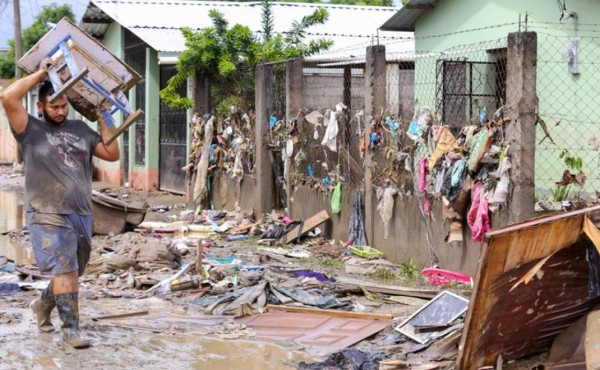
[436,56,506,127]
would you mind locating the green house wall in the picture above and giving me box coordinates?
[411,0,600,195]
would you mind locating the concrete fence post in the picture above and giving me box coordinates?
[255,63,274,215]
[364,45,387,245]
[505,32,537,224]
[285,59,304,214]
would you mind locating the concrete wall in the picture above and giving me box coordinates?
[212,173,257,212]
[0,92,19,163]
[289,184,483,275]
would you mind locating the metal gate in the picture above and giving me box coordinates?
[123,30,147,182]
[159,65,187,194]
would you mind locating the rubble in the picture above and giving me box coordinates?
[5,170,600,369]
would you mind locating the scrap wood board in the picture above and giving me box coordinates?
[279,210,329,243]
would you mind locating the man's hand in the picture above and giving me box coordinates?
[37,57,54,82]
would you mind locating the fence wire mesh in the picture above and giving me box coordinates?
[377,39,508,198]
[286,59,367,188]
[249,25,597,214]
[532,25,600,201]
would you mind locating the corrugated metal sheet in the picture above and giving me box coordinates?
[80,0,414,60]
[379,0,439,32]
[457,204,600,369]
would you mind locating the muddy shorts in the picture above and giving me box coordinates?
[26,212,92,277]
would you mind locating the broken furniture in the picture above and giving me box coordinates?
[92,190,147,235]
[18,17,143,145]
[457,204,600,369]
[395,291,468,344]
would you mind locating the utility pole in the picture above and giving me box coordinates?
[13,0,22,78]
[13,0,24,166]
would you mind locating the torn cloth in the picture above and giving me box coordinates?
[467,181,490,243]
[298,349,384,370]
[321,110,339,152]
[348,189,368,246]
[204,281,345,315]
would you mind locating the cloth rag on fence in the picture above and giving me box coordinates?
[348,189,368,246]
[467,181,491,243]
[321,110,339,152]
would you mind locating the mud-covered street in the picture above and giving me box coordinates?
[0,164,554,370]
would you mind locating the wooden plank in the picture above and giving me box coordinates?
[92,310,149,321]
[265,304,392,321]
[229,222,258,235]
[279,210,330,243]
[105,109,144,145]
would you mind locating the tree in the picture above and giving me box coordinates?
[0,4,75,78]
[160,0,333,116]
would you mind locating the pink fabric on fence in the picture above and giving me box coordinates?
[467,181,490,243]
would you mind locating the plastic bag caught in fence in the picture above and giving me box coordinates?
[321,109,339,152]
[331,182,342,214]
[377,187,397,240]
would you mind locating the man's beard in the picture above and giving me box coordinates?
[42,109,65,126]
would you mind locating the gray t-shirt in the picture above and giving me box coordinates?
[13,115,101,215]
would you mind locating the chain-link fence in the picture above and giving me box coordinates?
[247,25,600,216]
[531,24,600,200]
[377,39,508,202]
[287,58,367,189]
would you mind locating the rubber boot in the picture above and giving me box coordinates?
[55,292,91,349]
[30,281,55,333]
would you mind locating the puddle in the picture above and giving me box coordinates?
[0,189,33,265]
[0,301,317,369]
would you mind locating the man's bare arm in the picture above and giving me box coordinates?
[93,112,120,162]
[0,63,49,135]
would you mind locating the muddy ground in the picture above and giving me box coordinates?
[0,164,545,370]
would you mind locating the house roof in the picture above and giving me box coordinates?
[379,0,439,32]
[80,0,415,63]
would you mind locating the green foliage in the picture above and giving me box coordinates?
[315,257,345,269]
[161,0,332,116]
[0,5,75,78]
[559,149,583,172]
[550,149,585,202]
[372,267,396,279]
[398,259,419,279]
[261,0,274,41]
[551,185,570,202]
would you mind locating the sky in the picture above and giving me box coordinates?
[0,0,89,49]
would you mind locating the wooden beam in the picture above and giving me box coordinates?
[265,305,392,321]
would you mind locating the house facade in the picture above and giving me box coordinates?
[381,0,600,195]
[78,0,411,194]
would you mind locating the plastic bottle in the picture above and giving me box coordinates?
[227,234,249,242]
[170,276,200,292]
